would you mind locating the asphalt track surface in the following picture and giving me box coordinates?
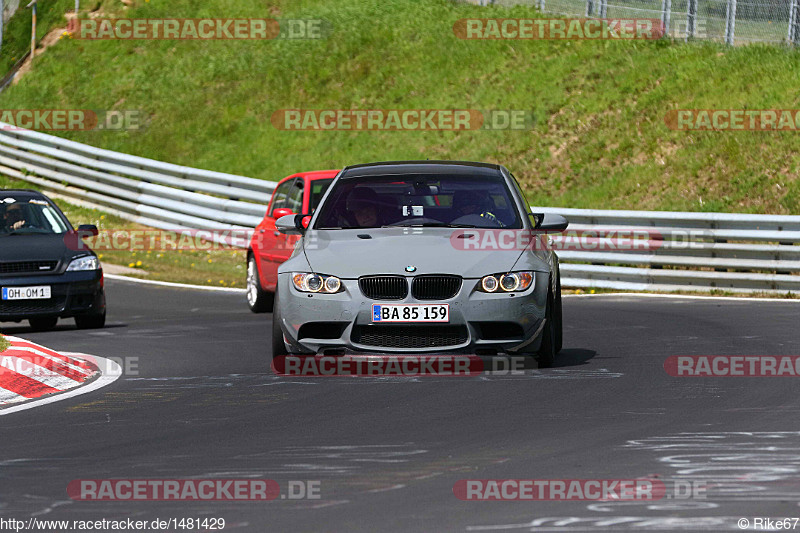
[1,278,799,532]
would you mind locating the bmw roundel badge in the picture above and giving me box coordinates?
[405,265,417,273]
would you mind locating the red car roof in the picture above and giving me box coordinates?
[289,169,340,180]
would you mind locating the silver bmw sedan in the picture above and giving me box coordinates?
[271,161,568,367]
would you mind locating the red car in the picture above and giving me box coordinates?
[247,170,339,312]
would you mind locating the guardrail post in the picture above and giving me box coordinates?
[599,0,608,18]
[586,0,594,16]
[26,0,36,59]
[789,0,800,44]
[661,0,672,38]
[686,0,697,40]
[724,0,736,45]
[538,0,546,12]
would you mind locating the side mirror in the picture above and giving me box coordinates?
[77,224,99,237]
[272,207,295,219]
[533,213,569,232]
[276,214,308,235]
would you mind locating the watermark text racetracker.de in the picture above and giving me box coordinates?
[0,352,140,380]
[0,110,144,131]
[447,228,718,252]
[0,353,139,378]
[453,18,664,39]
[67,18,330,40]
[665,109,800,131]
[271,109,536,131]
[665,356,800,377]
[67,479,321,501]
[272,355,532,377]
[67,228,254,252]
[453,479,708,500]
[66,227,303,253]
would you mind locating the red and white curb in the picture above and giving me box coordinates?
[0,335,121,415]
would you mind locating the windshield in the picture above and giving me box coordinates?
[0,197,70,235]
[314,173,522,229]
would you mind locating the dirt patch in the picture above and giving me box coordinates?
[12,24,71,85]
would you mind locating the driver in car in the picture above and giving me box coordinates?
[2,204,27,231]
[452,190,505,227]
[345,188,381,227]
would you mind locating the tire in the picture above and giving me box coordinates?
[554,272,563,354]
[537,294,557,368]
[75,310,106,329]
[247,256,274,313]
[29,316,58,332]
[271,288,288,360]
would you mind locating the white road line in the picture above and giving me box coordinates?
[564,292,800,303]
[104,273,246,293]
[0,354,122,416]
[0,389,25,404]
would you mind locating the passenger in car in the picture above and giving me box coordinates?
[451,190,505,227]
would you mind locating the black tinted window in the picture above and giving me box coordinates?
[314,174,522,229]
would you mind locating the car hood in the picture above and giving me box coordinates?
[300,228,544,278]
[0,234,78,265]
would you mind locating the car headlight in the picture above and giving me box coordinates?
[66,255,100,271]
[479,271,534,293]
[292,272,343,293]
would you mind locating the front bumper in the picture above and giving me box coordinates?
[0,270,105,321]
[276,272,549,355]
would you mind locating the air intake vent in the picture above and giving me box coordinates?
[411,275,462,300]
[352,325,468,348]
[0,297,66,316]
[359,276,408,300]
[0,261,58,275]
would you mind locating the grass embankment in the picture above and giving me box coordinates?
[0,335,8,352]
[0,0,798,212]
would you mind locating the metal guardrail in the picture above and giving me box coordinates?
[0,124,798,293]
[537,207,800,293]
[0,122,276,234]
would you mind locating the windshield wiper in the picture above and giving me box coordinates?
[384,222,478,228]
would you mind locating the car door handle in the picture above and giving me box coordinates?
[259,229,265,233]
[274,231,281,236]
